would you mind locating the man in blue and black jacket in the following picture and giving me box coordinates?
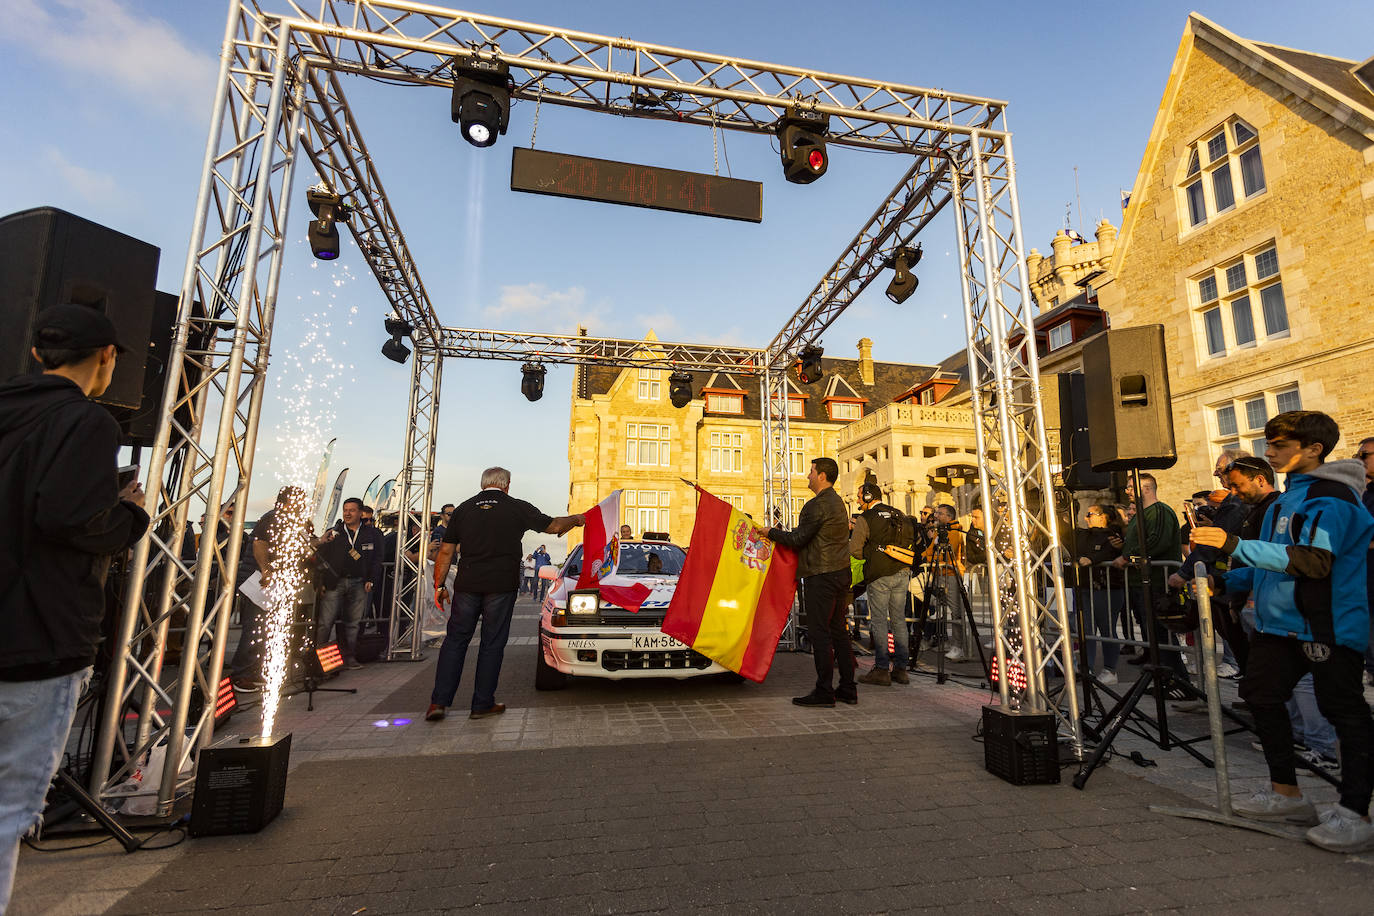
[1194,411,1374,853]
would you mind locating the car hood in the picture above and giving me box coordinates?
[552,574,679,610]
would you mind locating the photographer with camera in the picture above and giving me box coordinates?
[920,504,966,660]
[850,483,914,686]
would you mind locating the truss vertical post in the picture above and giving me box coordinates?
[952,130,1079,751]
[389,346,443,659]
[759,367,793,530]
[91,1,303,808]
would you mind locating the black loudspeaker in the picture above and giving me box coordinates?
[1051,373,1113,490]
[0,208,159,409]
[121,290,205,447]
[1081,326,1178,471]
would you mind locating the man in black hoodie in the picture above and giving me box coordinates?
[0,305,149,909]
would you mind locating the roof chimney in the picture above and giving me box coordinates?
[857,337,874,386]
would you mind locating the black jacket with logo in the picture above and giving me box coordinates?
[0,375,149,679]
[854,502,912,583]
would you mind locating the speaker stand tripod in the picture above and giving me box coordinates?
[911,536,989,686]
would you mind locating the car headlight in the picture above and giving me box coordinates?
[567,591,599,615]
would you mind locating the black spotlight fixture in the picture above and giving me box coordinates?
[521,362,546,402]
[306,186,350,260]
[885,244,923,304]
[777,108,829,184]
[451,58,511,148]
[796,345,824,385]
[668,371,694,408]
[381,316,412,364]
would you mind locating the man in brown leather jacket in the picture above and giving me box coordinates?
[767,457,856,707]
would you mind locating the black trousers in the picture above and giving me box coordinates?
[1128,586,1190,682]
[1240,632,1374,815]
[802,568,855,701]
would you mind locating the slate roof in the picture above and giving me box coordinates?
[1253,43,1374,114]
[578,355,937,424]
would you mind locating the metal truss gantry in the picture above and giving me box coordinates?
[95,0,1080,812]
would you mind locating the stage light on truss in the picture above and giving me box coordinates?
[451,58,511,148]
[884,244,922,304]
[796,345,824,385]
[306,186,350,260]
[777,109,829,184]
[521,362,546,401]
[382,315,412,364]
[668,371,694,408]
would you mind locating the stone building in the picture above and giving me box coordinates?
[565,333,934,548]
[1093,14,1374,499]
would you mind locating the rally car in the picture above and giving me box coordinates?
[535,538,731,689]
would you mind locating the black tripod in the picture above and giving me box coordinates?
[911,533,990,685]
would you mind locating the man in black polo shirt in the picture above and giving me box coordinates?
[426,467,583,721]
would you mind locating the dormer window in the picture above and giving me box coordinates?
[1179,117,1265,232]
[705,392,744,414]
[1048,322,1072,351]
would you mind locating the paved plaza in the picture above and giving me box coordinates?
[10,597,1373,915]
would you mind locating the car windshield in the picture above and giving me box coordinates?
[560,542,685,577]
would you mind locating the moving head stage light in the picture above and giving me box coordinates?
[382,316,412,364]
[668,371,694,408]
[451,58,512,148]
[885,244,922,304]
[796,344,824,384]
[305,187,350,260]
[777,109,829,184]
[521,362,546,401]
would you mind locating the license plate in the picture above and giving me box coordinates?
[631,633,687,651]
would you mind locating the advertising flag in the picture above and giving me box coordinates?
[323,469,349,528]
[577,489,651,612]
[662,487,799,682]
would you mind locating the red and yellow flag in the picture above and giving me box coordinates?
[662,487,799,682]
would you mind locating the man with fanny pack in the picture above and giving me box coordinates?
[1194,410,1374,852]
[850,483,914,686]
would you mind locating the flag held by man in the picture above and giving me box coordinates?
[663,487,798,682]
[578,489,651,613]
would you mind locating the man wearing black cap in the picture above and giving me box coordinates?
[851,482,914,686]
[0,304,149,909]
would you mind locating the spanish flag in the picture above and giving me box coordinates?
[662,487,799,682]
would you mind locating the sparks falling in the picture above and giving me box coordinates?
[257,252,356,737]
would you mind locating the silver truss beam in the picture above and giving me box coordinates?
[388,347,442,659]
[280,1,1006,155]
[434,327,764,372]
[952,131,1080,752]
[93,4,305,809]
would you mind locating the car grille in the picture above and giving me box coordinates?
[601,649,714,671]
[593,612,666,627]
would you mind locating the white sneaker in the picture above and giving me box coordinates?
[944,645,966,661]
[1214,662,1240,679]
[1232,789,1317,825]
[1306,805,1374,852]
[1097,669,1119,687]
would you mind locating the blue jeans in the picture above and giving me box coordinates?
[317,577,369,662]
[0,668,91,912]
[866,569,911,670]
[1287,673,1338,758]
[1073,588,1123,671]
[430,591,517,712]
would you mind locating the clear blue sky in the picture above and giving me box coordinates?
[3,1,1371,551]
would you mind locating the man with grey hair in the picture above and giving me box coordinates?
[426,467,584,721]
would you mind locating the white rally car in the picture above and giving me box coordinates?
[535,539,731,689]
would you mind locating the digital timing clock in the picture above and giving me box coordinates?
[509,147,763,223]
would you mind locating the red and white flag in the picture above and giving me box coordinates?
[577,490,651,612]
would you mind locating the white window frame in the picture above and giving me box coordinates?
[1179,117,1266,234]
[709,430,743,473]
[828,401,862,421]
[1047,322,1072,351]
[625,422,671,467]
[1209,385,1301,458]
[636,367,661,401]
[1191,243,1289,361]
[705,392,744,414]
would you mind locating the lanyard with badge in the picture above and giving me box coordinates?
[344,524,362,561]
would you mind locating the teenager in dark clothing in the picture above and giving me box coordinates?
[1073,504,1125,683]
[0,306,149,909]
[1196,411,1374,852]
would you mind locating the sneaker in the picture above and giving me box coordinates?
[425,704,446,722]
[231,675,265,691]
[469,703,507,719]
[1305,805,1374,852]
[891,668,910,685]
[1296,748,1341,775]
[345,660,365,670]
[945,645,966,661]
[858,668,891,687]
[792,693,836,708]
[1250,739,1309,754]
[1097,670,1119,687]
[1145,681,1190,702]
[1214,662,1240,679]
[1231,789,1318,825]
